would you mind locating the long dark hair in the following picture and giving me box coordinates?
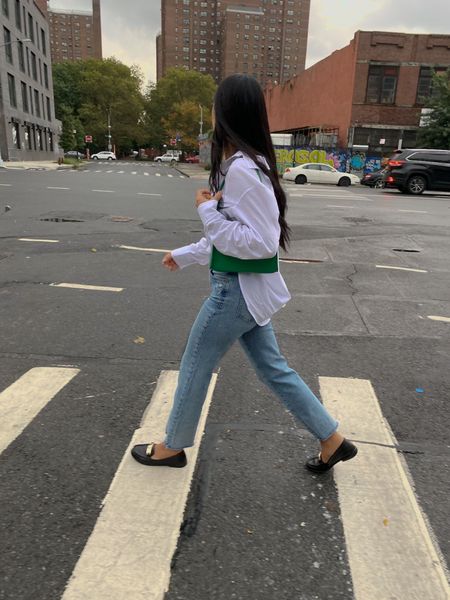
[209,74,291,251]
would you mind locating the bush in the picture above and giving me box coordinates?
[63,157,83,169]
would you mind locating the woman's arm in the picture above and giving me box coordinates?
[171,237,212,268]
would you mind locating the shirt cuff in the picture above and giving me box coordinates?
[171,246,198,269]
[197,199,221,223]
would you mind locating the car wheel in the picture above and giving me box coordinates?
[338,176,351,187]
[108,157,112,161]
[374,180,384,189]
[93,156,98,160]
[406,175,426,195]
[170,159,176,166]
[295,174,307,185]
[155,159,161,163]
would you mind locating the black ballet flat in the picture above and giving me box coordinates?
[131,443,187,468]
[305,439,358,473]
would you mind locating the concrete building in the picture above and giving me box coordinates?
[265,30,450,154]
[48,0,102,63]
[158,0,310,86]
[1,0,60,161]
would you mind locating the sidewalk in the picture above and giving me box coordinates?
[175,163,210,179]
[0,160,71,171]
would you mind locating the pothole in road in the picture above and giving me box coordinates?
[392,248,421,253]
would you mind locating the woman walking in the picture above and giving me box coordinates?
[131,74,357,473]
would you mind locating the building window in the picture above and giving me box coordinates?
[36,127,43,150]
[8,73,17,107]
[416,66,448,104]
[25,125,31,150]
[18,40,25,71]
[15,0,21,29]
[11,122,21,149]
[366,65,398,104]
[34,89,40,117]
[49,131,54,152]
[43,63,49,88]
[41,28,46,55]
[4,27,13,63]
[28,13,34,42]
[29,86,33,114]
[31,52,37,80]
[21,81,28,111]
[2,0,9,17]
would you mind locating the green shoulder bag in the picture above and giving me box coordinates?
[209,169,279,273]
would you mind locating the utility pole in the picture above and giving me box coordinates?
[199,105,203,136]
[107,108,112,151]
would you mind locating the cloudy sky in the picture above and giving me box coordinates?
[49,0,450,84]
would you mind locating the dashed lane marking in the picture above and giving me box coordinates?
[137,192,162,196]
[62,370,218,600]
[144,172,149,176]
[18,238,60,243]
[427,315,450,323]
[397,209,428,214]
[327,205,356,209]
[0,367,80,456]
[167,174,174,178]
[47,186,70,190]
[117,171,124,174]
[320,377,450,600]
[155,173,161,177]
[50,283,124,292]
[376,265,428,273]
[118,245,170,253]
[0,183,12,187]
[132,171,137,175]
[106,170,113,174]
[92,189,115,193]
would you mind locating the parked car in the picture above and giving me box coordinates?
[91,151,117,161]
[361,168,387,188]
[154,153,180,164]
[185,155,200,164]
[282,163,360,186]
[64,150,85,160]
[384,149,450,194]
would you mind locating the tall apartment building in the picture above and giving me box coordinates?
[158,0,311,86]
[1,0,60,161]
[48,0,102,63]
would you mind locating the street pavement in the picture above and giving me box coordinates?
[0,160,450,600]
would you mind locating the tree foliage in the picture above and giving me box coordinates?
[53,58,146,154]
[417,69,450,150]
[143,68,216,151]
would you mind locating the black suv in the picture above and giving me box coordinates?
[384,149,450,194]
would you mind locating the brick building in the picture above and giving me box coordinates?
[158,0,310,86]
[48,0,102,63]
[265,30,450,154]
[1,0,60,161]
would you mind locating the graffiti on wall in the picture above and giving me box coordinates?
[274,146,383,175]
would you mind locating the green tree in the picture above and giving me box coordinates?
[143,68,216,151]
[417,69,450,150]
[53,58,146,155]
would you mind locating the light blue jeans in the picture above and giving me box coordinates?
[164,271,338,449]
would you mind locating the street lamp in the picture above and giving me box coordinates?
[107,108,112,152]
[0,38,31,166]
[199,105,203,136]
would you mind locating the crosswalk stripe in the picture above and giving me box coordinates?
[18,238,59,243]
[0,367,80,455]
[320,377,450,600]
[118,245,170,253]
[376,265,428,273]
[155,173,161,177]
[62,370,218,600]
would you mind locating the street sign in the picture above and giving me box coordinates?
[85,135,93,143]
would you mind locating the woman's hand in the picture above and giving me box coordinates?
[195,189,222,208]
[162,252,179,272]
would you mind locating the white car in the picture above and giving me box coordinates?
[282,162,360,186]
[91,151,117,161]
[154,153,179,164]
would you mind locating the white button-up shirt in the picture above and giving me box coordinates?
[171,151,291,325]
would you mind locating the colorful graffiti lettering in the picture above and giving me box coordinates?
[274,146,384,175]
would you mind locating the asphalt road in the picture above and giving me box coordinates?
[0,160,449,600]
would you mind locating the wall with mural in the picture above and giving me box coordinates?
[274,146,385,176]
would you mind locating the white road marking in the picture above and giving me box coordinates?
[18,238,60,243]
[106,170,113,174]
[95,170,102,173]
[179,175,185,179]
[117,171,124,174]
[118,245,170,253]
[320,377,450,600]
[398,209,428,214]
[50,283,123,292]
[376,265,428,273]
[155,173,161,177]
[0,183,12,187]
[168,174,174,178]
[92,189,115,193]
[47,186,70,190]
[137,192,162,196]
[62,370,217,600]
[0,367,80,455]
[144,172,149,176]
[427,315,450,323]
[327,205,356,209]
[132,171,137,175]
